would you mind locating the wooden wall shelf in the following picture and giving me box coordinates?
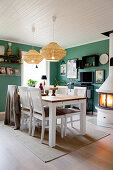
[0,74,21,77]
[0,55,21,59]
[0,55,21,64]
[0,62,22,64]
[77,55,99,69]
[82,55,99,68]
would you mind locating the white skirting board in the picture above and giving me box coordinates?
[0,112,5,121]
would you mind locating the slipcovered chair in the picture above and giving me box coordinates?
[18,86,33,135]
[5,85,21,129]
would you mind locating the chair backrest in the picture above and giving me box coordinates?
[74,86,87,97]
[56,86,68,95]
[28,87,43,114]
[18,86,31,110]
[8,85,18,98]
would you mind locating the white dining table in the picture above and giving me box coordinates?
[42,94,87,147]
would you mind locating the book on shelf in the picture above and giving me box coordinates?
[0,67,6,74]
[6,67,13,75]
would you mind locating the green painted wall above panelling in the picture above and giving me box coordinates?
[0,40,41,55]
[0,40,41,112]
[50,39,109,112]
[50,62,58,85]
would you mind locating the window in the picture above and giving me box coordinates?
[21,51,50,86]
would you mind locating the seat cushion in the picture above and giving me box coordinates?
[21,108,31,115]
[56,107,80,115]
[34,106,66,118]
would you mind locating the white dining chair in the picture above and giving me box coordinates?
[64,86,87,136]
[72,86,87,109]
[18,86,33,135]
[56,86,68,95]
[56,86,68,110]
[28,87,65,143]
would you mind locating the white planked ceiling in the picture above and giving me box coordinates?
[0,0,113,48]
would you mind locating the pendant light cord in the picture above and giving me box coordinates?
[53,18,54,42]
[52,16,56,42]
[32,25,35,49]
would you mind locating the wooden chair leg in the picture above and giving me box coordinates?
[41,119,45,143]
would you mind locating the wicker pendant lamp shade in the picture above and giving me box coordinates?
[40,42,66,61]
[23,26,43,64]
[40,16,66,61]
[23,49,43,64]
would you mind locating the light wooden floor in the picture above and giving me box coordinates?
[0,115,113,170]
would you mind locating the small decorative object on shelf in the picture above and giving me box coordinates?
[0,58,4,62]
[15,69,20,76]
[7,43,12,56]
[93,61,95,66]
[0,67,6,74]
[0,46,5,55]
[6,68,13,75]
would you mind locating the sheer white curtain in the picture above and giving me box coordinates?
[21,51,50,86]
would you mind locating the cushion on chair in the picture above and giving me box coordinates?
[34,106,66,118]
[21,108,31,114]
[56,107,80,115]
[21,108,31,119]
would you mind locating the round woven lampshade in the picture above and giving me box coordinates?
[22,49,43,64]
[40,42,66,61]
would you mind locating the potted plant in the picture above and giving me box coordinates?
[54,78,61,87]
[54,78,66,87]
[27,79,37,87]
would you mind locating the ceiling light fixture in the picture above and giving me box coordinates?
[40,16,66,62]
[23,26,43,64]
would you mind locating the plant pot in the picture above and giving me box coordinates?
[28,85,35,87]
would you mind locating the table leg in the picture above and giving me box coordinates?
[48,103,56,147]
[80,99,86,135]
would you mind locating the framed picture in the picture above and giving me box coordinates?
[67,59,78,78]
[6,67,13,75]
[60,64,66,76]
[95,70,105,84]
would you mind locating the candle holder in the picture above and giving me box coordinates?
[49,87,58,96]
